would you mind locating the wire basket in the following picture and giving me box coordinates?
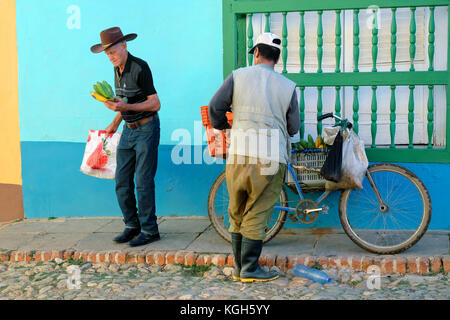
[285,149,328,193]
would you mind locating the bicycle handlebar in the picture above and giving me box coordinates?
[317,112,334,121]
[317,112,353,129]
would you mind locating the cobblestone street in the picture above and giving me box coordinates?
[0,217,448,300]
[0,260,448,300]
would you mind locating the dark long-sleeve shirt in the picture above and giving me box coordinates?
[208,74,300,136]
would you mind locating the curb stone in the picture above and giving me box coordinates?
[0,250,448,275]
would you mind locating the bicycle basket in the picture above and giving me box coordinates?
[285,149,328,193]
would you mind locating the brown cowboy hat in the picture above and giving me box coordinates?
[90,27,137,53]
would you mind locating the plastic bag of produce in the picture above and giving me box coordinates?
[80,130,121,179]
[325,130,368,190]
[323,126,349,146]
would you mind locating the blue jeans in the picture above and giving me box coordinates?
[115,117,160,235]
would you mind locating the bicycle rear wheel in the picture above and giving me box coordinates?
[339,163,431,254]
[207,171,288,243]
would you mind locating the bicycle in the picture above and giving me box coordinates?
[207,112,432,254]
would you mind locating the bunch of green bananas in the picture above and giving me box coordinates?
[91,81,115,102]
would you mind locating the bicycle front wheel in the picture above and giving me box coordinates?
[339,163,432,254]
[207,171,288,244]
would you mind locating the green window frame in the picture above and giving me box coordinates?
[222,0,450,163]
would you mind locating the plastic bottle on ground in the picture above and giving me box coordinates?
[293,264,332,284]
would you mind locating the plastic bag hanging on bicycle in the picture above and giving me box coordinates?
[320,130,343,183]
[325,128,369,190]
[317,112,369,190]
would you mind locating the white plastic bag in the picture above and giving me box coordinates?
[325,129,368,190]
[323,126,349,145]
[80,130,121,179]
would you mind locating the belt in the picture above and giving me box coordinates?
[126,114,158,129]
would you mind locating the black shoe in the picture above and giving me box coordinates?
[113,228,140,243]
[240,236,279,283]
[231,233,242,280]
[129,232,161,247]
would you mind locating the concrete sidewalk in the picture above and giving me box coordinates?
[0,216,448,274]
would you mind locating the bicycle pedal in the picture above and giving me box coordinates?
[321,205,329,214]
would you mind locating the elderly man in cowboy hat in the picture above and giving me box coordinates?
[91,27,161,247]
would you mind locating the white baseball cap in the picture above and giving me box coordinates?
[249,32,282,54]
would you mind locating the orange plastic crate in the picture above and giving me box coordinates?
[200,106,233,159]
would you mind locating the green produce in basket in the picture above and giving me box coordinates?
[294,135,326,151]
[299,140,309,149]
[307,134,315,149]
[293,142,304,151]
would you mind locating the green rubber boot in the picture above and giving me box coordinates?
[231,233,242,280]
[240,236,279,283]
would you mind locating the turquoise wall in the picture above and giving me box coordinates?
[16,0,449,230]
[16,0,222,144]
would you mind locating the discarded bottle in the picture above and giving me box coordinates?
[293,264,332,284]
